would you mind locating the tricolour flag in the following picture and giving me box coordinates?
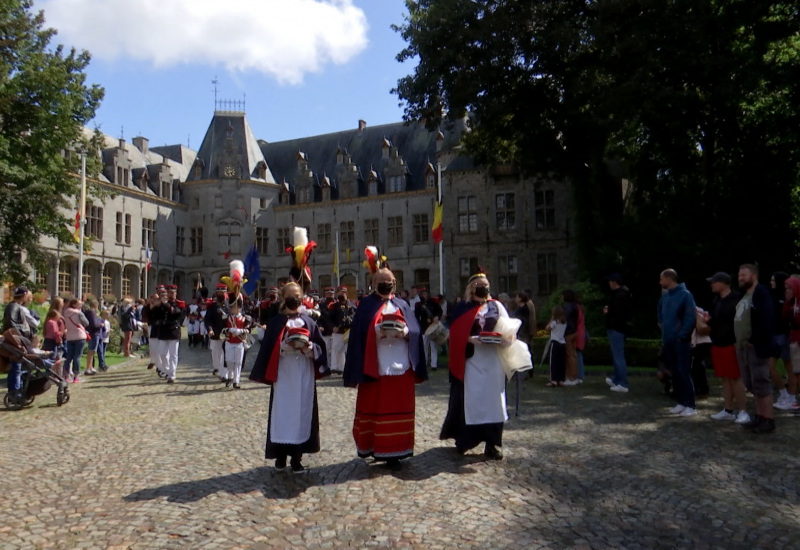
[145,235,151,271]
[432,200,444,243]
[73,212,81,243]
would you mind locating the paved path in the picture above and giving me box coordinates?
[2,342,800,549]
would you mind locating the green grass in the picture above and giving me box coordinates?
[0,350,137,381]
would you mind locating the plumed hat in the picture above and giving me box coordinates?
[287,227,317,291]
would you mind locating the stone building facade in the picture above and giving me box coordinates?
[33,109,577,311]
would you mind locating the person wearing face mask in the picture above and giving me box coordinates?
[343,248,427,470]
[440,271,510,460]
[249,282,329,473]
[329,286,355,374]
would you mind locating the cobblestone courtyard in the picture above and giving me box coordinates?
[2,342,800,549]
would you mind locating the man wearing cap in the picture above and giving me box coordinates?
[142,288,165,375]
[205,283,229,381]
[344,267,427,469]
[329,286,355,373]
[697,272,749,423]
[3,286,34,400]
[157,284,185,383]
[604,273,633,392]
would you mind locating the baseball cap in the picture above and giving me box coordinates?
[706,272,731,285]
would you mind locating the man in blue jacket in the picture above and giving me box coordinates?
[658,269,698,416]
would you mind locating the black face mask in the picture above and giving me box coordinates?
[284,296,301,311]
[376,282,394,296]
[474,286,490,298]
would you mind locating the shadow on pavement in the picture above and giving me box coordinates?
[124,448,479,503]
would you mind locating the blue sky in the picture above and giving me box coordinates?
[38,0,415,148]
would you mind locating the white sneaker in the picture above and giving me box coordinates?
[605,377,614,387]
[679,407,697,417]
[668,404,686,414]
[563,379,579,386]
[710,409,736,421]
[734,410,751,424]
[610,384,629,393]
[576,379,584,384]
[773,397,789,410]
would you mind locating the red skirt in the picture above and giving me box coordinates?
[353,369,416,460]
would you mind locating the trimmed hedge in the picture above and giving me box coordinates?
[530,336,662,368]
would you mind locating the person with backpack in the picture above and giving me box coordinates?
[604,273,633,392]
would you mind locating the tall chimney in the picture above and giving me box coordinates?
[133,136,149,155]
[358,119,367,131]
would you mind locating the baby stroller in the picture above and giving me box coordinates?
[0,328,70,410]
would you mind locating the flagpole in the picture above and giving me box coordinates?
[76,153,86,298]
[437,162,444,296]
[335,230,340,287]
[144,234,149,299]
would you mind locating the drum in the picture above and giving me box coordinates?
[479,331,503,345]
[425,322,449,346]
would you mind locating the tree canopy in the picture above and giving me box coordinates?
[394,0,800,319]
[0,0,104,284]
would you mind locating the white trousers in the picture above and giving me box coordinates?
[423,334,438,368]
[224,342,245,384]
[161,339,179,379]
[149,337,162,372]
[209,338,227,378]
[331,332,347,372]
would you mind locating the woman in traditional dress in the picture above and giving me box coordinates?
[249,282,329,473]
[440,271,509,460]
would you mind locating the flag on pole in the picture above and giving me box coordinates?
[145,234,151,271]
[432,200,444,243]
[73,211,81,243]
[243,244,260,296]
[333,244,339,276]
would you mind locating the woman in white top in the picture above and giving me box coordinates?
[545,306,567,387]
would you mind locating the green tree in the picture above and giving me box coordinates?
[0,0,104,283]
[394,1,800,328]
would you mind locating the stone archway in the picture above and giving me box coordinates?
[83,259,103,299]
[122,264,140,299]
[103,262,122,304]
[58,256,78,298]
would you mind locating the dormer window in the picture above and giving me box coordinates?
[160,178,171,200]
[389,175,404,193]
[322,186,331,201]
[336,149,343,165]
[382,139,391,160]
[281,192,289,205]
[194,164,202,178]
[258,162,267,180]
[426,173,436,189]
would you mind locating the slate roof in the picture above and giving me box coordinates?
[261,119,465,200]
[187,112,275,183]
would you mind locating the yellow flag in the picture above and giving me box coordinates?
[333,245,339,276]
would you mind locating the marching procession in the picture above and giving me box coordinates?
[134,227,533,473]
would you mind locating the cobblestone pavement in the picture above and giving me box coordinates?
[2,341,800,550]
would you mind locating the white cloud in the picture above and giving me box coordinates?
[38,0,369,84]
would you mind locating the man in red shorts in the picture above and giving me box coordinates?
[700,272,750,424]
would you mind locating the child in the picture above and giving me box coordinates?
[186,312,200,347]
[29,335,63,372]
[545,306,567,387]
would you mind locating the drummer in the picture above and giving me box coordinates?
[439,270,511,460]
[415,288,443,370]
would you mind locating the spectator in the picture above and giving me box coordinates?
[769,271,793,409]
[545,306,567,387]
[735,264,776,433]
[604,273,632,392]
[782,277,800,411]
[63,298,89,383]
[562,289,580,385]
[118,298,136,357]
[415,288,443,371]
[657,269,698,416]
[512,292,536,346]
[699,272,748,422]
[83,298,104,376]
[2,286,34,400]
